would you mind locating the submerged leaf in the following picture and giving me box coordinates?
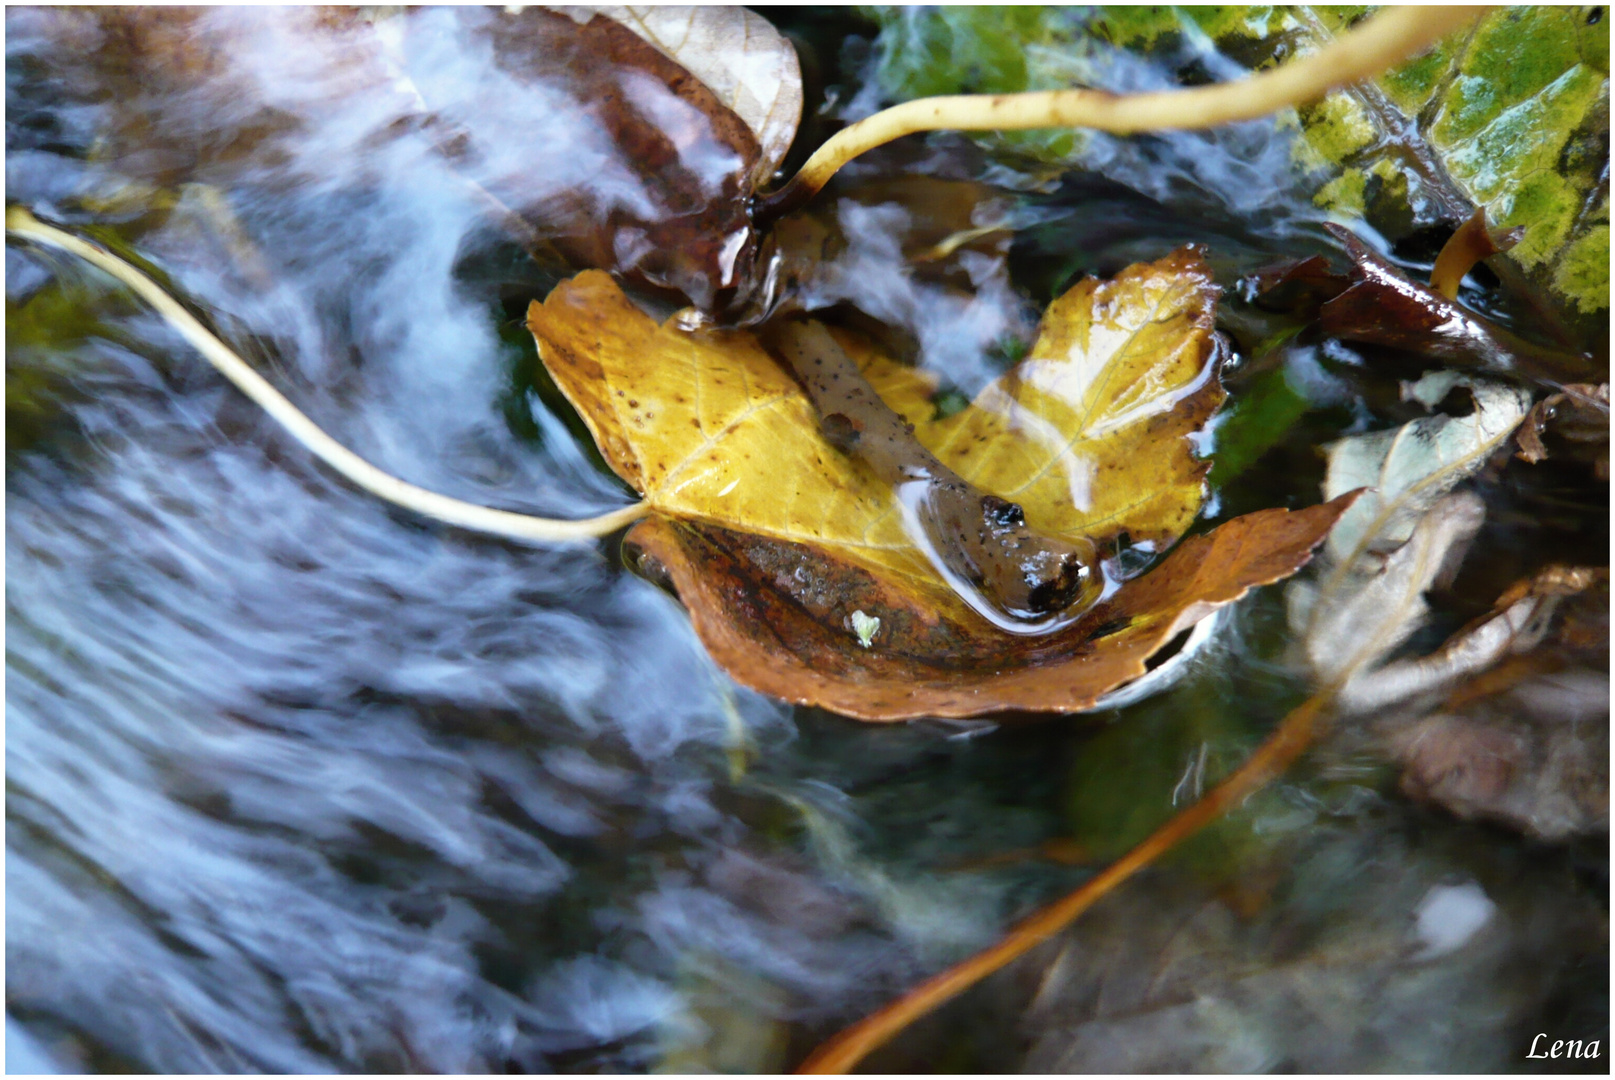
[1319,372,1532,566]
[570,6,802,186]
[529,253,1350,719]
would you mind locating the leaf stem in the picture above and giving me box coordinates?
[758,5,1487,221]
[6,206,647,543]
[794,688,1333,1074]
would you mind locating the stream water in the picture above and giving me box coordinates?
[7,8,1606,1073]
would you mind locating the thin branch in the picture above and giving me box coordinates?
[759,5,1488,220]
[795,689,1334,1074]
[6,206,648,543]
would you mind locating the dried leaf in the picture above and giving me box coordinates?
[568,6,802,187]
[529,252,1350,719]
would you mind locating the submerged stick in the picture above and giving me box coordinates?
[759,6,1487,220]
[767,319,1098,621]
[796,689,1333,1074]
[6,207,647,543]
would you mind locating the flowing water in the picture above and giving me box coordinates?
[7,8,1606,1073]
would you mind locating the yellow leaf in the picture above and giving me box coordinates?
[527,246,1224,611]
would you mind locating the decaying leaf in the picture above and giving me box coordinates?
[1317,371,1532,569]
[568,6,802,187]
[624,502,1351,721]
[1289,368,1532,698]
[529,251,1350,719]
[1515,382,1610,478]
[1249,226,1596,383]
[1381,567,1609,840]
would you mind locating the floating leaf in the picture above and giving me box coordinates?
[528,252,1351,719]
[625,501,1351,721]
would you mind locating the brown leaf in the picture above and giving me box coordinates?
[623,500,1352,721]
[1380,568,1609,840]
[568,6,802,187]
[1315,225,1594,383]
[1515,383,1609,477]
[401,7,763,309]
[532,253,1349,719]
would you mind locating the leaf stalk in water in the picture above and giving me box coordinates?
[758,5,1488,221]
[795,688,1335,1074]
[5,206,647,544]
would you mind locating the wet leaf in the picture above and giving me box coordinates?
[1515,382,1610,478]
[1373,566,1610,840]
[623,502,1350,721]
[1288,367,1533,699]
[1297,490,1489,698]
[528,253,1352,719]
[570,6,802,187]
[1311,227,1596,384]
[1318,372,1532,566]
[532,249,1224,575]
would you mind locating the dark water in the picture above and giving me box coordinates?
[7,7,1606,1073]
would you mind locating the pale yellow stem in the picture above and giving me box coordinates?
[7,206,648,543]
[765,6,1488,216]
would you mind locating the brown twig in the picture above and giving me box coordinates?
[795,689,1333,1074]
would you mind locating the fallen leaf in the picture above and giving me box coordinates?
[528,250,1351,719]
[532,249,1223,575]
[401,6,766,309]
[1314,226,1595,383]
[1318,371,1532,567]
[1515,383,1610,477]
[569,6,802,187]
[1377,567,1609,840]
[1246,226,1595,384]
[624,501,1352,721]
[1295,491,1489,699]
[1288,368,1532,701]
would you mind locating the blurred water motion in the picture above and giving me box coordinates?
[6,7,1604,1073]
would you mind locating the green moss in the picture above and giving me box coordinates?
[1090,5,1185,48]
[1314,167,1368,214]
[1553,221,1611,312]
[1293,91,1376,175]
[1377,44,1455,119]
